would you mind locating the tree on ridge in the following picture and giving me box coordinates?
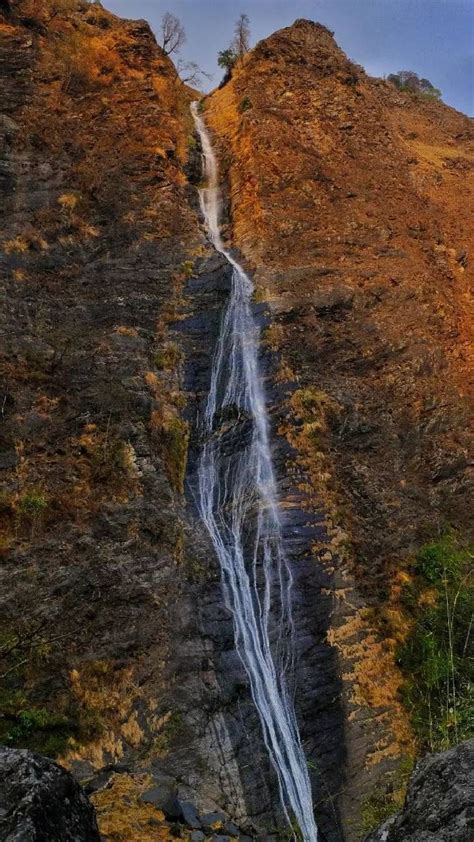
[217,13,251,76]
[160,11,186,56]
[387,70,442,100]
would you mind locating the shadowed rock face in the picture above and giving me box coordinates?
[0,747,100,841]
[365,740,474,842]
[0,1,219,836]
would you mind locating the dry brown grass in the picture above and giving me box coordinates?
[91,773,176,842]
[408,140,474,167]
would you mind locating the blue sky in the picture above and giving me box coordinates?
[106,1,473,115]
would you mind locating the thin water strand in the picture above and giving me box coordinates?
[191,101,318,842]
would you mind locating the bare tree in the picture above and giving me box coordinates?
[176,60,212,89]
[232,13,250,59]
[160,11,186,56]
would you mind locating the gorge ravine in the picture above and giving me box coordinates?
[191,102,318,842]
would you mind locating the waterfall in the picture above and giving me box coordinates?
[191,101,318,842]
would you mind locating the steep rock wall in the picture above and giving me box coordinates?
[205,17,473,837]
[2,6,472,841]
[1,5,339,838]
[0,3,222,839]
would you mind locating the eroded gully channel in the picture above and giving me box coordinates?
[172,105,347,841]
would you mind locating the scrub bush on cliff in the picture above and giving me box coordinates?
[387,70,442,100]
[397,534,473,751]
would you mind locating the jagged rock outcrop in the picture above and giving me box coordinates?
[0,746,100,841]
[364,740,474,841]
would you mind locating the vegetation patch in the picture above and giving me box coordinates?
[17,489,48,515]
[153,342,182,371]
[0,681,103,759]
[397,534,473,751]
[92,773,172,842]
[75,425,139,499]
[359,757,414,837]
[238,96,252,113]
[285,387,340,494]
[387,70,442,100]
[0,624,110,758]
[1,487,49,541]
[160,414,189,494]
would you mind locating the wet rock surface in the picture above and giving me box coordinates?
[0,747,100,841]
[364,740,474,842]
[176,213,347,838]
[176,250,285,831]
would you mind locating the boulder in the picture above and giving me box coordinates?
[0,747,100,841]
[365,740,474,841]
[180,800,202,829]
[200,810,226,832]
[140,782,182,819]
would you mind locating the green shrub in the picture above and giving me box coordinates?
[17,490,48,517]
[154,343,182,371]
[397,534,473,751]
[217,48,237,71]
[0,687,105,758]
[17,490,48,536]
[4,707,73,757]
[239,96,252,113]
[387,71,442,100]
[163,416,189,494]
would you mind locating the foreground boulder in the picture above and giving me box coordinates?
[0,747,100,841]
[365,740,474,841]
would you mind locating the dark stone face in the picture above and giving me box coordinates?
[0,747,100,841]
[364,740,474,842]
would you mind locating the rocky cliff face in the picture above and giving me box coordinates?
[0,1,225,838]
[205,18,473,835]
[206,19,472,579]
[365,739,474,842]
[1,5,472,842]
[1,4,332,838]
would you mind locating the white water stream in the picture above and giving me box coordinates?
[191,101,318,841]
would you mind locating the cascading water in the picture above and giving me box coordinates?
[191,101,318,842]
